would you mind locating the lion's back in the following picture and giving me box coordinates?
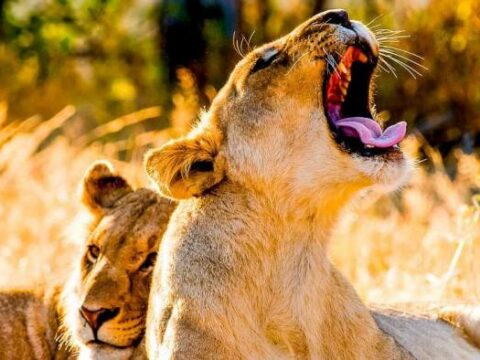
[373,309,480,360]
[0,289,66,360]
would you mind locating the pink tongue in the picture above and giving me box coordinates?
[336,117,407,148]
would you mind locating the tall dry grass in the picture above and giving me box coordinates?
[0,92,478,304]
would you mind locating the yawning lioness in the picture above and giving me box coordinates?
[145,9,480,359]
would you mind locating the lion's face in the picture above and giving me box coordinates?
[146,9,411,215]
[63,162,174,359]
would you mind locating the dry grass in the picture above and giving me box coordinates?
[0,97,478,305]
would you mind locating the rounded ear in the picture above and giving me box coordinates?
[82,160,132,213]
[144,133,225,200]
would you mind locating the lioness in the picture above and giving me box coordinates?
[0,161,175,360]
[145,9,480,360]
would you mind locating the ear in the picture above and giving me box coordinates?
[82,160,132,213]
[144,132,225,200]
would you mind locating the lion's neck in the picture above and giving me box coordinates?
[210,182,404,358]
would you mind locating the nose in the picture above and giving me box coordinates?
[317,9,350,27]
[80,306,120,332]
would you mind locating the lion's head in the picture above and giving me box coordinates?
[146,9,411,218]
[62,161,175,359]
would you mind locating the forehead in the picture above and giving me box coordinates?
[89,190,163,257]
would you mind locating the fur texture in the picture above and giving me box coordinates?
[143,9,480,360]
[0,161,175,360]
[0,287,70,360]
[61,161,175,359]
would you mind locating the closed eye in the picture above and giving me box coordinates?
[250,48,281,74]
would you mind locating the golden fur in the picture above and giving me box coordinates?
[61,161,175,359]
[144,9,480,359]
[0,287,70,360]
[0,161,175,360]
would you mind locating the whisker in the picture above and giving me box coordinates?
[232,31,245,58]
[238,38,245,57]
[380,49,428,70]
[324,55,334,71]
[287,51,311,75]
[374,29,406,35]
[365,13,387,27]
[247,30,256,51]
[377,62,390,74]
[373,25,425,77]
[232,31,237,56]
[379,57,398,78]
[377,39,403,46]
[381,45,424,60]
[329,54,340,76]
[323,49,339,77]
[240,34,249,54]
[369,23,387,30]
[376,34,411,41]
[380,53,422,78]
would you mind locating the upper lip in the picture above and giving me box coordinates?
[351,21,379,57]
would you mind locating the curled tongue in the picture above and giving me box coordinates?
[336,117,407,148]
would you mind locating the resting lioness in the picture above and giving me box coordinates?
[0,161,175,360]
[144,9,480,360]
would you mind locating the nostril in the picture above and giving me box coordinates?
[322,9,350,27]
[80,306,120,331]
[97,307,120,327]
[80,306,98,331]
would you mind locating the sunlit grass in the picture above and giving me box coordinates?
[0,99,478,305]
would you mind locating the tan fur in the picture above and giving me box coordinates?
[0,287,71,360]
[0,161,175,360]
[61,161,175,360]
[439,305,480,348]
[144,9,480,360]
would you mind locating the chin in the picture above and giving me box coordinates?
[351,148,413,192]
[78,343,134,360]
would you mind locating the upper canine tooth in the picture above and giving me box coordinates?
[358,53,368,63]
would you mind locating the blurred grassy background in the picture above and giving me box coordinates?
[0,0,479,304]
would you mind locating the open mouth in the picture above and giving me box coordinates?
[324,46,406,157]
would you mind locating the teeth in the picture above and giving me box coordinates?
[358,52,368,63]
[338,63,348,74]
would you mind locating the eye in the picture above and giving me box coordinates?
[139,252,157,273]
[250,48,281,74]
[86,245,100,263]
